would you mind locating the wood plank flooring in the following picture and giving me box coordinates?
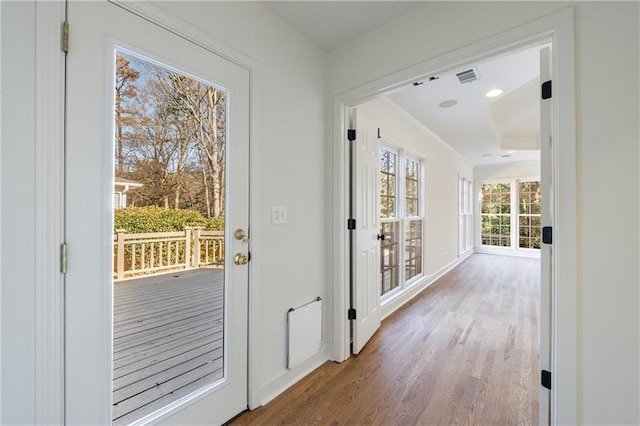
[112,268,225,425]
[231,254,540,425]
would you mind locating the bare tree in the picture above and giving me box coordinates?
[114,55,139,175]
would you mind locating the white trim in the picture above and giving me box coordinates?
[0,2,3,417]
[331,7,577,424]
[549,9,578,424]
[475,246,541,259]
[109,0,265,411]
[34,2,66,424]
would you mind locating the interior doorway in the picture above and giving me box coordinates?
[331,15,577,420]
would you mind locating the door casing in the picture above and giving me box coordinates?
[331,7,577,425]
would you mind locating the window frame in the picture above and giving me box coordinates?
[458,176,473,255]
[379,142,425,301]
[477,177,541,255]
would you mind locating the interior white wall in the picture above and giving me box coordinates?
[1,2,37,423]
[474,159,540,181]
[357,99,473,278]
[574,3,639,423]
[329,2,639,423]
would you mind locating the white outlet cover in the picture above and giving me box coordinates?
[271,205,288,225]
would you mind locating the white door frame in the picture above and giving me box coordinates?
[330,7,577,425]
[32,1,264,423]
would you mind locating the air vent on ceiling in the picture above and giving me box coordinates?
[455,67,480,84]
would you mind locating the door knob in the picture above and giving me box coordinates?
[377,234,386,241]
[234,253,249,265]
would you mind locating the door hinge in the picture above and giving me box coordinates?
[60,243,68,274]
[541,369,552,390]
[348,308,357,320]
[541,80,552,99]
[62,21,69,54]
[377,128,381,139]
[347,129,356,141]
[542,226,553,244]
[347,218,356,230]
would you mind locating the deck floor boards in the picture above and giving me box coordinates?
[112,268,224,424]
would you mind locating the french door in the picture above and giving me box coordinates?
[350,108,382,354]
[65,1,249,424]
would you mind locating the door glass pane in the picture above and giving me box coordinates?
[112,50,227,424]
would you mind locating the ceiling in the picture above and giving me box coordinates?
[264,1,427,52]
[263,1,541,166]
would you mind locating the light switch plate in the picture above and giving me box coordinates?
[271,205,288,225]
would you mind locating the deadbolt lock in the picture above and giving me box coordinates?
[234,228,246,241]
[234,253,249,265]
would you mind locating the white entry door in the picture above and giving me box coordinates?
[351,109,382,354]
[65,2,249,424]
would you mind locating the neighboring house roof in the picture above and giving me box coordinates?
[114,177,143,189]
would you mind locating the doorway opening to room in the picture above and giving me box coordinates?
[337,36,557,424]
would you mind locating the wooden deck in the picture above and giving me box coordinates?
[112,268,224,425]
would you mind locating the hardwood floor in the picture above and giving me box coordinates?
[231,254,540,425]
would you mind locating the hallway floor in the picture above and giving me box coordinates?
[232,254,540,425]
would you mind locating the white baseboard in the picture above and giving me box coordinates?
[475,246,541,259]
[256,347,329,408]
[380,251,472,321]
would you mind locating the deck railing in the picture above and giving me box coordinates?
[114,227,224,280]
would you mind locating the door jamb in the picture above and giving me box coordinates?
[330,7,577,424]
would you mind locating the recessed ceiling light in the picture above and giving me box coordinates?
[485,88,504,98]
[438,100,458,108]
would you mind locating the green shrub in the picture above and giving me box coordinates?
[114,206,224,233]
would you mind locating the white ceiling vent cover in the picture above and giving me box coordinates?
[456,67,480,84]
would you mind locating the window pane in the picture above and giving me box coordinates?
[380,221,400,295]
[405,159,419,218]
[518,181,541,249]
[405,220,422,281]
[380,148,397,219]
[481,183,512,247]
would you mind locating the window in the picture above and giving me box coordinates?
[380,147,424,297]
[480,180,541,251]
[518,181,541,249]
[380,148,400,294]
[404,158,423,281]
[481,183,511,247]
